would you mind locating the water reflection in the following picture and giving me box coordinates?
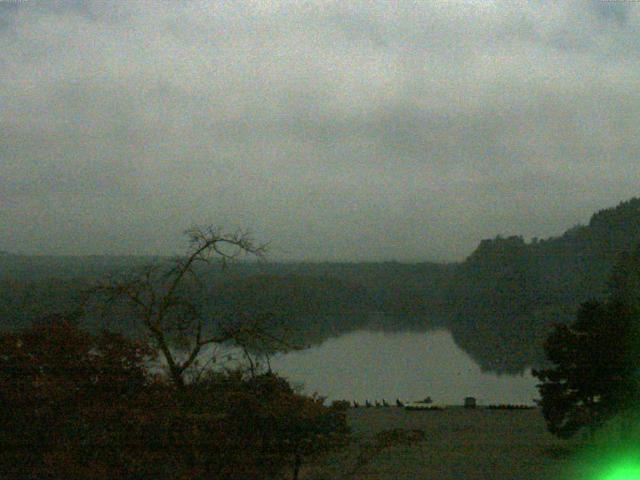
[270,329,539,405]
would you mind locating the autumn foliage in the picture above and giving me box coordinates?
[0,316,349,479]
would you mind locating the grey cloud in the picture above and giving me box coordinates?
[1,0,640,260]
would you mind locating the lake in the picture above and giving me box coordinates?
[269,329,539,406]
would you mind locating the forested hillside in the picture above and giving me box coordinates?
[446,197,640,372]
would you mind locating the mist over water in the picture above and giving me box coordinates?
[270,329,538,405]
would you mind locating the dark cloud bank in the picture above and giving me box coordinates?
[1,1,639,261]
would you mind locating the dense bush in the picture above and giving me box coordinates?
[0,317,349,479]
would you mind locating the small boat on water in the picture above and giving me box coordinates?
[403,397,444,411]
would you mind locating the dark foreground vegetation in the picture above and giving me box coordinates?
[0,317,350,479]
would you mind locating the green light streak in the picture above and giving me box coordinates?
[600,460,640,480]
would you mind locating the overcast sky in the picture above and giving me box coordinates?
[1,0,639,261]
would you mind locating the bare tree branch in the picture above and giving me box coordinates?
[86,226,272,388]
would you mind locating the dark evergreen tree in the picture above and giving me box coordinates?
[533,246,640,438]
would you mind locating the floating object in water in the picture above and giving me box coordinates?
[404,399,443,411]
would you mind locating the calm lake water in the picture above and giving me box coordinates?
[269,329,539,406]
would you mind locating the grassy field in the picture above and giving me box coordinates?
[307,407,584,480]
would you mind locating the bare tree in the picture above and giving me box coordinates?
[90,226,286,388]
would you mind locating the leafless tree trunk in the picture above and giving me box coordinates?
[89,226,288,388]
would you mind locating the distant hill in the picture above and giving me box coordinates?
[446,197,640,372]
